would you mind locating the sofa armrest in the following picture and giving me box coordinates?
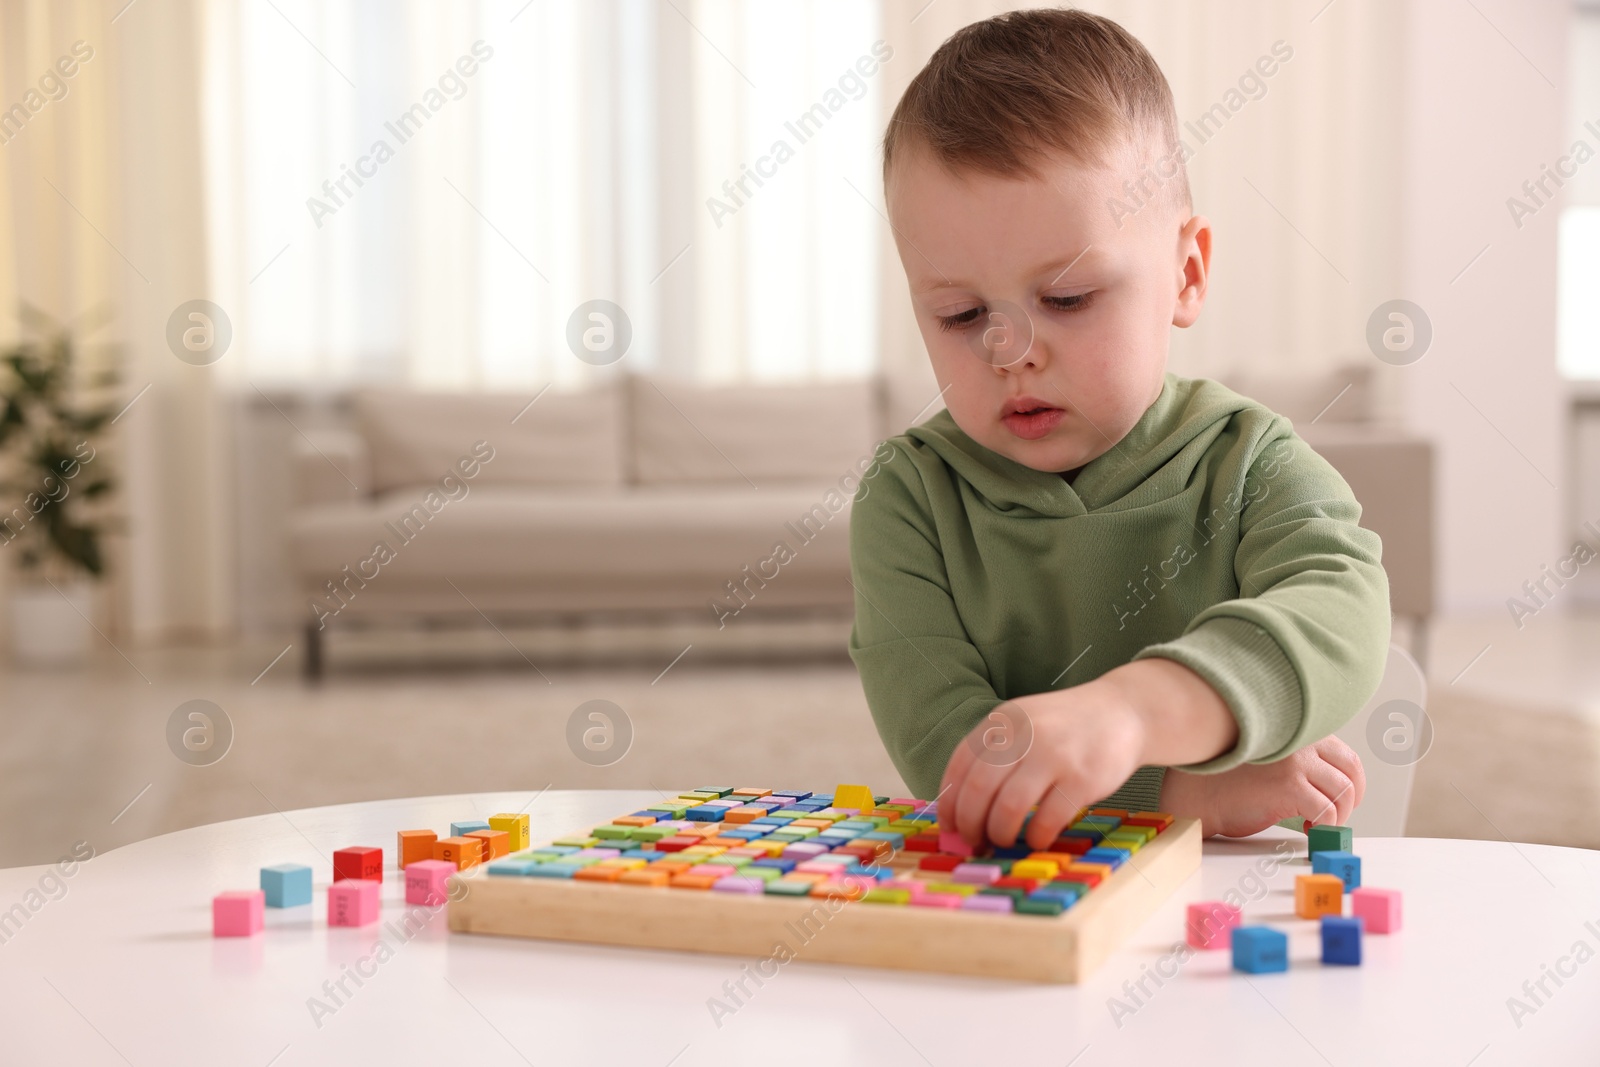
[1298,425,1434,620]
[294,429,371,507]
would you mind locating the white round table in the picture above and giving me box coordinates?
[0,790,1595,1065]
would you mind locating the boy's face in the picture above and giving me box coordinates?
[886,140,1211,474]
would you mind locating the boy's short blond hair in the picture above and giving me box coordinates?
[884,8,1191,215]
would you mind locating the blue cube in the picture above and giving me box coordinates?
[751,857,797,873]
[487,859,539,876]
[1321,915,1363,965]
[450,820,489,836]
[683,806,725,821]
[1232,926,1289,973]
[1083,846,1131,869]
[260,864,312,908]
[1311,850,1362,890]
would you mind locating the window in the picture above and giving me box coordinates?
[201,0,883,389]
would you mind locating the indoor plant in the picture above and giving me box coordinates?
[0,305,118,664]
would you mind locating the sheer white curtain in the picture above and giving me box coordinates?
[201,0,883,389]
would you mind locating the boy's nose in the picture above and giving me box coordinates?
[970,300,1044,371]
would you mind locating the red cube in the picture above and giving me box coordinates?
[919,854,963,872]
[333,846,383,883]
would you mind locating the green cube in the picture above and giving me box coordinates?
[1016,897,1065,916]
[1307,824,1353,855]
[591,825,633,840]
[862,888,912,905]
[764,879,815,896]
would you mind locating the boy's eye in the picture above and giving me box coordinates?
[936,306,985,332]
[1043,292,1094,313]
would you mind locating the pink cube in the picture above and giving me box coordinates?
[951,862,1001,885]
[938,830,974,858]
[1184,901,1242,949]
[328,878,380,927]
[405,860,457,907]
[1350,887,1402,934]
[212,889,265,937]
[911,892,964,908]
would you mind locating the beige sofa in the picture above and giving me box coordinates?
[290,375,892,676]
[289,368,1433,677]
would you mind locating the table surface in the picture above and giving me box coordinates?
[1,789,1596,1066]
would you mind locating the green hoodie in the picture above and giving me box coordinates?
[847,371,1391,811]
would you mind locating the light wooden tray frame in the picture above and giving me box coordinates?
[447,817,1201,982]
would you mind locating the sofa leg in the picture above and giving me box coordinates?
[303,621,324,682]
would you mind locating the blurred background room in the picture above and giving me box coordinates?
[0,0,1595,868]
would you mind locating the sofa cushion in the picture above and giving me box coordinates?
[290,485,854,603]
[353,385,624,494]
[630,375,882,487]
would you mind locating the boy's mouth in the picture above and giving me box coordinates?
[1000,396,1065,440]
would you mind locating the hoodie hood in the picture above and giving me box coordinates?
[902,372,1266,519]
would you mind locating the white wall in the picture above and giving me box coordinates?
[1398,0,1568,614]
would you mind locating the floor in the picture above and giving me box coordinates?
[0,609,1596,869]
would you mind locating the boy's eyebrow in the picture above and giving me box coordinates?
[912,245,1101,294]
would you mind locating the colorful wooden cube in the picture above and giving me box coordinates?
[1350,887,1403,933]
[328,879,380,927]
[450,820,490,837]
[832,783,875,813]
[1311,849,1362,890]
[434,836,485,870]
[1295,873,1345,919]
[1306,823,1353,855]
[487,813,530,851]
[212,889,264,937]
[1185,900,1241,949]
[396,830,438,869]
[259,864,312,908]
[1321,915,1363,964]
[333,846,383,883]
[1231,926,1288,973]
[465,829,510,861]
[405,859,457,906]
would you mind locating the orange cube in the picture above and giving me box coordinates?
[723,807,768,824]
[619,868,672,887]
[669,874,720,890]
[1295,874,1345,918]
[574,865,623,882]
[397,830,438,869]
[434,837,484,870]
[649,860,695,877]
[730,787,772,798]
[465,829,510,861]
[613,815,657,827]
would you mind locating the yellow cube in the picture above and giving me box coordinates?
[1011,859,1060,880]
[833,784,875,813]
[488,813,530,852]
[1295,873,1345,919]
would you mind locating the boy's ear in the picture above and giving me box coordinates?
[1172,214,1212,329]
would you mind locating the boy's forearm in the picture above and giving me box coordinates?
[1094,657,1239,767]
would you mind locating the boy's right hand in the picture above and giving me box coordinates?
[1158,736,1366,839]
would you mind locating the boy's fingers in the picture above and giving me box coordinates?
[953,756,1011,848]
[1024,780,1082,851]
[1317,737,1367,810]
[1296,780,1342,829]
[987,765,1053,848]
[939,740,975,822]
[1305,760,1356,826]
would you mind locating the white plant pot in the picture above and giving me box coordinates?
[10,580,95,666]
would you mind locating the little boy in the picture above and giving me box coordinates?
[849,9,1388,849]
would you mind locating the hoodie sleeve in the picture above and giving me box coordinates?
[1129,425,1391,774]
[848,441,1162,808]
